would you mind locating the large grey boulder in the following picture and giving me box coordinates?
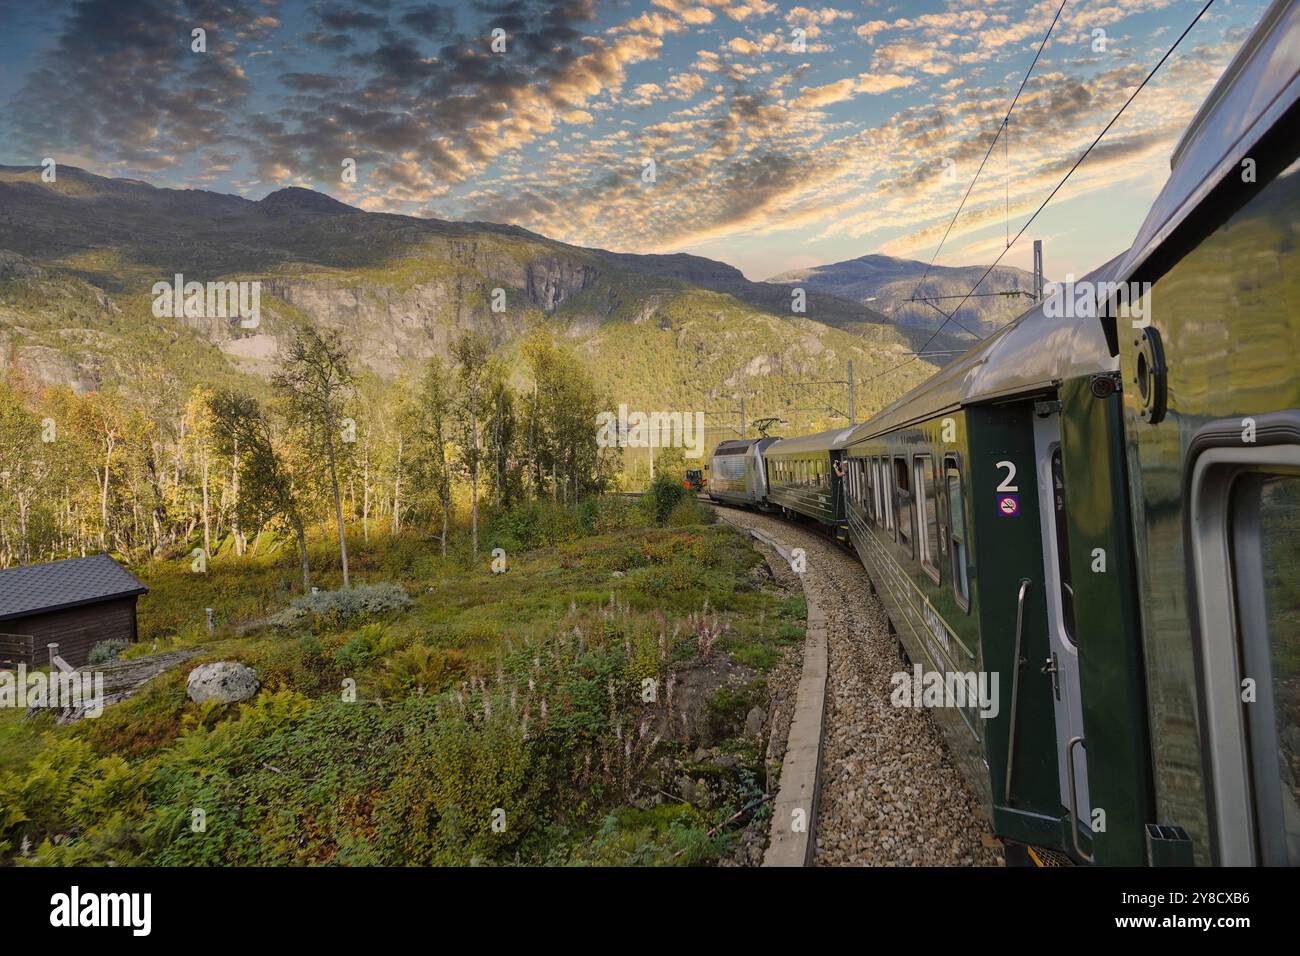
[187,662,260,705]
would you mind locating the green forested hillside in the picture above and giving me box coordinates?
[0,164,939,568]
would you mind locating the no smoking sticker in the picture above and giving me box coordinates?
[997,494,1020,517]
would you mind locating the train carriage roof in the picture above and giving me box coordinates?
[710,437,776,456]
[1107,0,1300,309]
[765,425,858,457]
[840,252,1124,443]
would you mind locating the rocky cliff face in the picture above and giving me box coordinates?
[0,165,940,409]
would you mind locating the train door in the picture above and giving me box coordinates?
[1032,405,1091,832]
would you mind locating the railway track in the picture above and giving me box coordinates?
[713,503,1003,866]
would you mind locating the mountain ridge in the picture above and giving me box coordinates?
[768,252,1041,336]
[0,165,962,432]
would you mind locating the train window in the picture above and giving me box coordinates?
[1050,448,1077,643]
[1187,425,1300,863]
[893,456,912,553]
[915,455,939,583]
[1230,471,1300,865]
[862,459,872,517]
[945,459,970,611]
[878,458,891,531]
[873,458,882,526]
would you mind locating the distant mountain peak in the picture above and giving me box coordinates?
[767,252,1040,335]
[258,187,358,216]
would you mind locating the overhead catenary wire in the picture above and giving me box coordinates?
[864,0,1218,388]
[893,0,1070,321]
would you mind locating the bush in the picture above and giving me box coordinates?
[376,645,467,697]
[289,583,411,628]
[641,473,686,525]
[87,639,130,665]
[666,497,713,527]
[333,622,403,669]
[576,496,652,536]
[488,500,581,552]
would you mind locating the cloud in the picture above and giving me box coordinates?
[794,72,914,108]
[786,7,854,26]
[0,0,1267,282]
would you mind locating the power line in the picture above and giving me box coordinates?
[898,0,1069,315]
[909,290,1033,301]
[911,296,983,337]
[864,0,1218,388]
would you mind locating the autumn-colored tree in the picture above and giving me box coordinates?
[273,324,355,588]
[411,356,455,556]
[209,389,312,591]
[451,332,490,559]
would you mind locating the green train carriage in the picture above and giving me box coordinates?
[838,250,1153,865]
[833,0,1298,867]
[762,426,857,532]
[1096,0,1300,866]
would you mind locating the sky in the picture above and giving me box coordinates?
[0,0,1272,280]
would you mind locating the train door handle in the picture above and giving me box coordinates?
[1041,652,1061,700]
[1004,578,1032,805]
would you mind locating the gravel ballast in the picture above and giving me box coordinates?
[718,506,1003,867]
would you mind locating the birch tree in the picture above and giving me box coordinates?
[452,332,490,559]
[272,324,355,588]
[209,390,312,591]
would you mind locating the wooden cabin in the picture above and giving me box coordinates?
[0,554,148,669]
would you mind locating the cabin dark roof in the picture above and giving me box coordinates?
[0,553,148,622]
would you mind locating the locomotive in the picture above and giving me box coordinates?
[709,0,1299,866]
